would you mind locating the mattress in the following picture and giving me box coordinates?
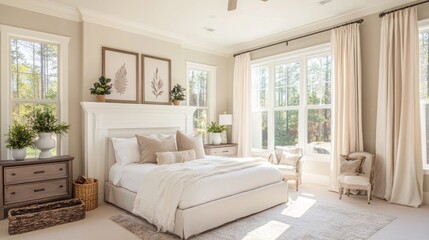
[108,156,283,209]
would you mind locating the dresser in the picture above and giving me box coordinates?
[0,155,74,219]
[204,143,238,157]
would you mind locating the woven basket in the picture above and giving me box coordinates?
[73,178,98,211]
[8,198,85,235]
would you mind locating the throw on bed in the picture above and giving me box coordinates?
[132,158,267,232]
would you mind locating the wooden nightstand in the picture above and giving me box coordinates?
[204,143,238,157]
[0,155,74,219]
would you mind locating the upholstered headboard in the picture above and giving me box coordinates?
[81,102,196,200]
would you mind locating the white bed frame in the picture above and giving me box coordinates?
[82,102,288,239]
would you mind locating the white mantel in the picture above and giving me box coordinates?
[81,102,196,200]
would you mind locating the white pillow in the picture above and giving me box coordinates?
[279,151,302,167]
[111,137,140,166]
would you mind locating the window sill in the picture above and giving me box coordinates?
[424,168,429,175]
[251,150,331,163]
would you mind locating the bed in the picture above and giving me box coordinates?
[81,103,288,239]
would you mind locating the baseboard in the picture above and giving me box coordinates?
[302,172,330,186]
[423,192,429,205]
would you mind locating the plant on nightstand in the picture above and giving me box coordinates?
[5,121,36,160]
[89,76,112,102]
[207,122,228,145]
[169,84,186,105]
[27,108,71,159]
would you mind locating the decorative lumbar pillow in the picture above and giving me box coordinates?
[136,134,177,163]
[111,137,140,166]
[176,131,205,159]
[279,151,302,167]
[156,150,197,165]
[340,155,366,175]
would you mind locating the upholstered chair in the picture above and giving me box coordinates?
[338,152,375,204]
[268,147,304,191]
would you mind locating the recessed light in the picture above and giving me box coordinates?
[319,0,332,5]
[203,27,215,32]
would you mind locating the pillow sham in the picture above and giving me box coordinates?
[156,150,196,165]
[176,131,205,159]
[136,134,177,163]
[339,155,366,175]
[279,151,302,167]
[111,137,140,166]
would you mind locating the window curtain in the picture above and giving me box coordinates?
[374,7,423,207]
[329,23,364,191]
[232,53,252,157]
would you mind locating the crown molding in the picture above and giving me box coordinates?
[0,0,81,22]
[233,0,415,52]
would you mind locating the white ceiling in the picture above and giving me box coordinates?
[0,0,417,55]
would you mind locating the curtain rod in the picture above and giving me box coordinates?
[379,0,429,18]
[233,19,364,57]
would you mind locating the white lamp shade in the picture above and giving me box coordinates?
[219,114,233,125]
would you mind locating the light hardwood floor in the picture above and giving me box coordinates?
[0,183,428,240]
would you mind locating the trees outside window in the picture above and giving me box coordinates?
[419,22,429,166]
[251,45,331,156]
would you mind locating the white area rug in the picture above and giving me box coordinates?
[110,197,395,240]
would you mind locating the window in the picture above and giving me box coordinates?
[251,44,332,156]
[419,20,429,166]
[186,62,216,142]
[0,25,69,159]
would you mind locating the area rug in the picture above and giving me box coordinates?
[110,198,395,240]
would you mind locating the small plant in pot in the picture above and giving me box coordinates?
[5,121,36,160]
[207,122,228,145]
[27,109,71,159]
[90,76,112,102]
[169,84,186,105]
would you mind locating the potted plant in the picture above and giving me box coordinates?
[169,84,186,105]
[27,109,71,159]
[207,122,228,145]
[5,121,36,160]
[90,76,112,102]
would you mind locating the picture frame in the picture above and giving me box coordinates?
[141,54,171,105]
[102,47,139,103]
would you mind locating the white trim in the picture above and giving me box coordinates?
[302,172,330,186]
[0,24,69,159]
[0,0,81,22]
[424,192,429,205]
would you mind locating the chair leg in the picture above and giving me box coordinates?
[296,179,299,191]
[339,187,343,200]
[347,188,350,197]
[367,186,371,204]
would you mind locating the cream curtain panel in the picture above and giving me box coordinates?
[374,7,423,207]
[329,23,364,191]
[232,53,252,157]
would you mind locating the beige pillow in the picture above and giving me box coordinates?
[176,131,205,159]
[340,155,366,175]
[279,151,302,167]
[156,150,196,165]
[136,134,177,163]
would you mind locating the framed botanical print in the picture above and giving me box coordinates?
[102,47,139,103]
[141,54,171,104]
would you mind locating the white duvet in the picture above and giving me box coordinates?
[131,158,275,232]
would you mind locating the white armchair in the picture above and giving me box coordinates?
[338,152,375,204]
[268,147,304,191]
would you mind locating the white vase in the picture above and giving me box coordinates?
[221,130,228,144]
[212,133,222,145]
[34,132,55,159]
[11,148,27,160]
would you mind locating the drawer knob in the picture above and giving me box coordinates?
[34,188,45,192]
[59,185,64,188]
[59,168,63,171]
[34,170,45,174]
[11,173,16,176]
[11,192,16,195]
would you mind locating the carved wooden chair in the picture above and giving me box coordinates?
[338,152,375,204]
[268,146,304,191]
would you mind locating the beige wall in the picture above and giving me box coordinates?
[0,4,83,178]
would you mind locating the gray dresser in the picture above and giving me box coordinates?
[0,155,74,219]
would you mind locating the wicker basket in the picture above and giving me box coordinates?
[8,198,85,235]
[73,178,98,211]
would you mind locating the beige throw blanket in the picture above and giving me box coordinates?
[132,158,266,233]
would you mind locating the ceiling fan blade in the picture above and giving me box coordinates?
[228,0,237,11]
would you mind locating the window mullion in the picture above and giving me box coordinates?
[268,64,275,151]
[299,56,307,151]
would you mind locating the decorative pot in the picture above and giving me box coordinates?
[172,100,182,106]
[11,148,27,160]
[221,130,228,144]
[96,95,105,102]
[34,132,55,159]
[212,133,222,145]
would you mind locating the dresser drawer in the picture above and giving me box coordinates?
[4,163,67,185]
[4,179,68,204]
[209,146,237,156]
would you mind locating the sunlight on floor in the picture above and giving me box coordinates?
[282,196,317,218]
[301,192,316,197]
[243,220,290,240]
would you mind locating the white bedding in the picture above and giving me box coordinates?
[109,156,282,210]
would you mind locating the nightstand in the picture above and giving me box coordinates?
[204,143,238,157]
[0,155,74,219]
